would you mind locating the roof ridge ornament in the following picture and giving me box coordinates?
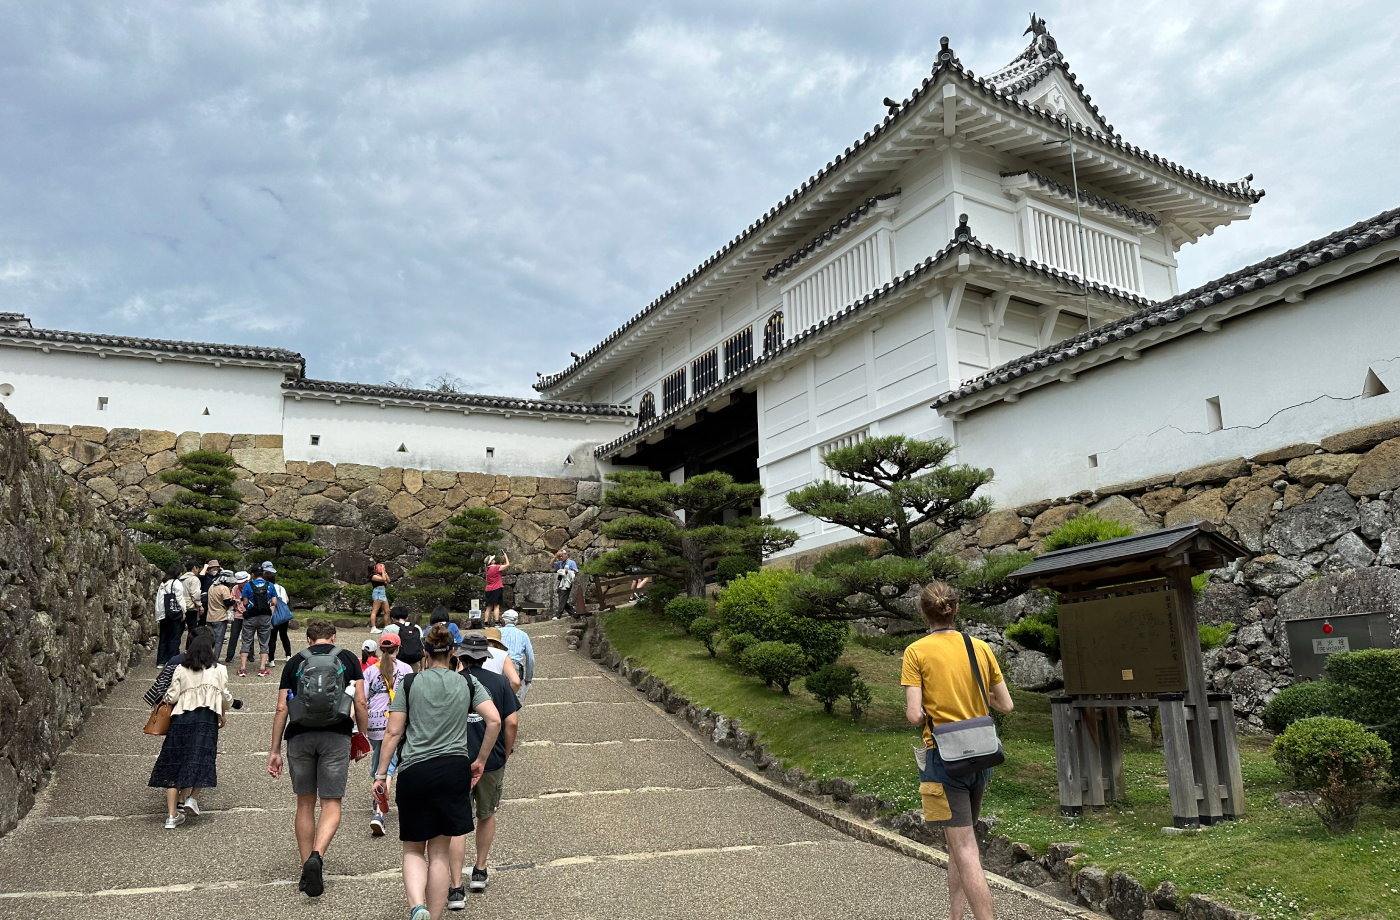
[1024,12,1059,58]
[934,36,959,71]
[955,213,973,243]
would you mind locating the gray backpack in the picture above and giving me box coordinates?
[287,647,353,729]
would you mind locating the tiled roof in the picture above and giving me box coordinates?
[0,312,28,323]
[763,193,900,280]
[986,19,1116,136]
[594,215,1145,458]
[539,30,1261,394]
[1000,170,1159,228]
[934,204,1400,409]
[0,324,305,369]
[284,378,633,418]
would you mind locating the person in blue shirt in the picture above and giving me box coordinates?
[498,610,535,702]
[551,550,579,619]
[430,607,462,647]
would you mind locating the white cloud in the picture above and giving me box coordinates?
[0,1,1397,396]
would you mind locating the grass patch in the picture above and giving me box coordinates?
[604,606,1400,920]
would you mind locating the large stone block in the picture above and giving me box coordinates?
[1163,489,1228,529]
[1029,503,1083,539]
[1286,453,1361,487]
[1253,442,1318,464]
[1137,487,1185,516]
[138,429,177,454]
[1321,419,1400,454]
[230,447,286,475]
[1347,437,1400,497]
[87,476,119,502]
[1220,465,1283,505]
[1087,494,1154,533]
[1174,457,1248,488]
[402,468,424,494]
[314,524,372,553]
[176,431,201,455]
[200,432,232,452]
[294,493,361,527]
[378,466,404,492]
[1267,484,1358,556]
[409,505,454,530]
[1225,488,1275,552]
[509,476,538,498]
[538,477,575,495]
[229,434,256,449]
[70,425,108,443]
[306,461,336,482]
[37,423,70,435]
[254,434,283,448]
[424,470,457,490]
[459,472,495,496]
[335,462,380,485]
[144,449,178,475]
[577,480,603,504]
[387,493,426,519]
[1278,566,1400,628]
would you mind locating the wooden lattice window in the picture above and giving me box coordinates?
[637,392,656,426]
[763,311,785,354]
[692,349,718,394]
[724,327,753,375]
[663,368,687,413]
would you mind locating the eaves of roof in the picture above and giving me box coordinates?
[594,216,1147,459]
[763,193,900,281]
[539,36,1261,395]
[1000,170,1160,229]
[283,378,634,419]
[0,325,306,371]
[934,204,1400,410]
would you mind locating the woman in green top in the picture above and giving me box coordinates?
[375,623,501,920]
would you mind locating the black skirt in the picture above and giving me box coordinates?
[149,707,220,790]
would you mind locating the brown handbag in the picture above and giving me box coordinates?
[143,701,174,736]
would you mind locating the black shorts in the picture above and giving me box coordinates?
[395,755,473,841]
[484,588,504,607]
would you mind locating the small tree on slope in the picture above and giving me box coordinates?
[585,470,797,598]
[405,507,504,611]
[245,518,336,606]
[782,435,993,624]
[133,449,242,563]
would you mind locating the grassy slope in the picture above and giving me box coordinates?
[605,607,1400,920]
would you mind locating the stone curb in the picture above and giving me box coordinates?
[566,617,1105,920]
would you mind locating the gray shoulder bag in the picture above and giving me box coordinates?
[924,634,1005,779]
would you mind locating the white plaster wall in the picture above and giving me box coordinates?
[0,347,286,433]
[282,397,630,479]
[950,263,1400,508]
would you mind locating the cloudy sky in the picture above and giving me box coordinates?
[2,1,1397,398]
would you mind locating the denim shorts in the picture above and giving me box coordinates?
[372,586,387,602]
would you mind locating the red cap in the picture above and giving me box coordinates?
[378,633,402,649]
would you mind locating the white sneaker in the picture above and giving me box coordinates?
[370,627,382,634]
[164,813,185,829]
[181,797,200,816]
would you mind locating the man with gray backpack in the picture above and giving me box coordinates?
[267,619,368,899]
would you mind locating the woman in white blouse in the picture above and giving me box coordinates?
[147,628,232,828]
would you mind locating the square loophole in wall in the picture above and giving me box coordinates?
[309,434,320,446]
[97,396,109,411]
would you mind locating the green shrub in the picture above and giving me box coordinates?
[848,678,872,720]
[717,569,847,667]
[715,555,760,587]
[1191,572,1210,597]
[642,576,682,616]
[811,542,876,575]
[137,542,180,572]
[1263,681,1341,733]
[1005,605,1060,658]
[1041,513,1134,552]
[1198,621,1235,652]
[688,616,719,656]
[804,664,859,714]
[665,596,709,631]
[1326,648,1400,773]
[725,632,757,660]
[1272,717,1391,833]
[741,641,808,693]
[954,552,1038,606]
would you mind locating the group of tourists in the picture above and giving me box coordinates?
[146,552,540,917]
[154,557,293,675]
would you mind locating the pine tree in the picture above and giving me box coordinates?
[133,449,242,563]
[245,519,336,607]
[585,471,797,598]
[405,508,504,611]
[782,435,993,623]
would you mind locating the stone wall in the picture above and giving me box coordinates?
[0,408,159,835]
[933,419,1400,728]
[23,424,610,610]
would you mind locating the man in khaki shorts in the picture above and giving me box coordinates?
[446,633,520,909]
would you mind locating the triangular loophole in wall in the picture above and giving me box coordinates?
[202,407,210,415]
[1362,368,1390,399]
[397,443,407,452]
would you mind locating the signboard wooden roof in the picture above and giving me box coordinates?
[1008,521,1249,590]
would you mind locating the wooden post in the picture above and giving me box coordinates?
[1159,693,1200,828]
[1050,697,1083,817]
[1210,693,1246,819]
[1103,707,1125,803]
[1168,565,1223,824]
[1078,706,1107,808]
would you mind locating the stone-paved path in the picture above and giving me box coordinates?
[0,622,1071,920]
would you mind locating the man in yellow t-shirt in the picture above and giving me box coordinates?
[901,581,1014,920]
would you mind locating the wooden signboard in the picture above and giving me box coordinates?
[1059,584,1188,695]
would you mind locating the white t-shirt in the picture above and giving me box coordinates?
[484,648,507,675]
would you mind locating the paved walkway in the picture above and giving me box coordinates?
[0,622,1070,920]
